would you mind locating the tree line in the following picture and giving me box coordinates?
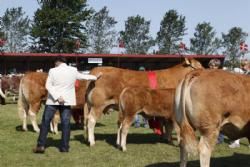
[0,0,249,67]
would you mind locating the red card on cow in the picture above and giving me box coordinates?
[147,71,158,89]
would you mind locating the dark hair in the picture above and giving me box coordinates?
[54,56,67,63]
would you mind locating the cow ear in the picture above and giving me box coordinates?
[184,58,191,65]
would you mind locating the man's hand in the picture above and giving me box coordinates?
[57,96,65,105]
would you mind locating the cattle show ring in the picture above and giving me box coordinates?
[1,52,250,167]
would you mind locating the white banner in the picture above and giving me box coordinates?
[88,58,103,64]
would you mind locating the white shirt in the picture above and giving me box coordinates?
[233,67,244,74]
[45,63,97,106]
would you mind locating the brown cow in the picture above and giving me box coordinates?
[0,74,22,105]
[18,72,87,133]
[18,72,48,132]
[175,69,250,167]
[85,58,203,146]
[116,86,179,151]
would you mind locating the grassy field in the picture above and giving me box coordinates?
[0,103,250,167]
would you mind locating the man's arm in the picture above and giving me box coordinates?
[76,71,102,81]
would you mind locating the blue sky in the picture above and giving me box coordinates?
[0,0,250,54]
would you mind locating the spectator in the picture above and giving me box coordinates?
[133,66,149,128]
[208,58,221,69]
[32,57,101,153]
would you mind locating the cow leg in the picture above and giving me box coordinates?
[50,111,60,134]
[163,119,174,144]
[198,130,218,167]
[17,94,28,131]
[180,141,188,167]
[29,110,40,133]
[84,103,89,131]
[29,102,41,133]
[173,121,181,144]
[116,123,122,147]
[116,110,124,147]
[87,107,98,146]
[50,122,54,133]
[22,109,28,131]
[120,117,134,152]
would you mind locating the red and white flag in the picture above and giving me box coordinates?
[240,42,248,52]
[0,39,6,47]
[179,42,187,50]
[75,39,80,49]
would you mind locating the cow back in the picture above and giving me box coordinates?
[88,58,203,105]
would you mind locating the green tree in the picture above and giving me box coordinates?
[31,0,92,53]
[156,9,186,54]
[85,6,117,53]
[120,15,154,54]
[190,22,221,55]
[222,27,248,68]
[0,17,6,51]
[1,7,30,52]
[0,17,5,39]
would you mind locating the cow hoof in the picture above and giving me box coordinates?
[89,142,95,147]
[122,147,127,152]
[34,129,40,133]
[22,128,28,132]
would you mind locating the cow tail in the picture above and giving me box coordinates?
[175,75,198,157]
[17,78,28,120]
[0,79,6,99]
[118,87,128,124]
[85,73,102,109]
[85,80,95,110]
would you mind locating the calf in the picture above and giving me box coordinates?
[117,86,180,151]
[175,69,250,167]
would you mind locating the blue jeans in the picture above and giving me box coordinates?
[37,105,71,150]
[217,133,224,144]
[134,114,148,127]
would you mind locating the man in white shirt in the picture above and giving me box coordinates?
[33,57,100,153]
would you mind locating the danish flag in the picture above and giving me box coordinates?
[240,42,248,52]
[179,42,187,50]
[75,39,80,49]
[0,38,6,47]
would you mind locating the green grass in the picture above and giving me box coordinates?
[0,103,250,167]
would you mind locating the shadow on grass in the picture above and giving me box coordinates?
[46,137,61,149]
[15,125,36,132]
[74,132,178,148]
[145,153,250,167]
[15,122,106,132]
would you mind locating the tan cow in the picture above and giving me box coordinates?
[117,86,180,151]
[85,58,203,146]
[18,72,87,133]
[174,69,250,167]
